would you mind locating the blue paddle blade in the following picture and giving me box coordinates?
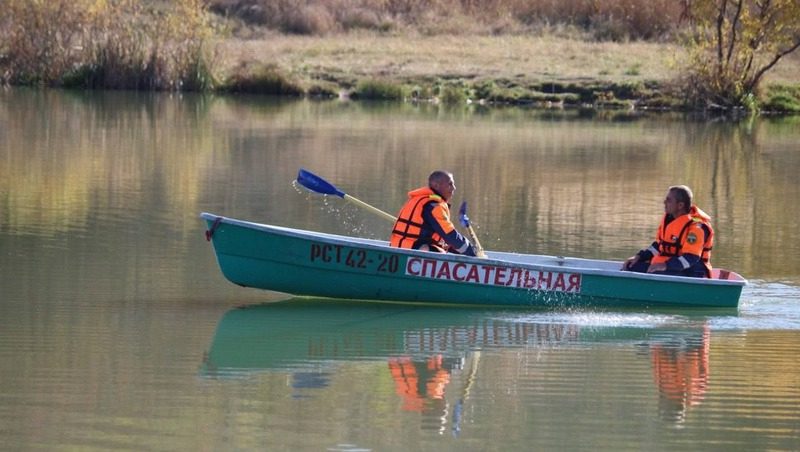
[296,169,346,198]
[458,201,470,227]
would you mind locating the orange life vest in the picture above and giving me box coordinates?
[390,187,449,250]
[388,355,450,412]
[650,325,710,408]
[651,206,714,277]
[388,357,424,412]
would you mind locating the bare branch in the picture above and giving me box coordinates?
[748,38,800,92]
[749,1,779,51]
[726,0,744,69]
[716,0,729,76]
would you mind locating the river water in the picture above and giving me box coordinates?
[1,88,799,450]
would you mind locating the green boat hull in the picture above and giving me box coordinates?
[202,213,746,308]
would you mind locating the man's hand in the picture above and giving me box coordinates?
[622,255,639,270]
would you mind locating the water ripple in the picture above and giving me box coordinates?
[713,280,800,330]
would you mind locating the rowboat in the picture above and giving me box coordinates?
[201,212,746,308]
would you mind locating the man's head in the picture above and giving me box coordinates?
[664,185,693,217]
[428,170,456,201]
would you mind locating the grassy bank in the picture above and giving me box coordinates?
[2,0,799,112]
[215,33,800,111]
[219,33,680,106]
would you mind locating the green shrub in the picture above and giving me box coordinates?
[409,85,434,100]
[761,85,800,113]
[484,86,527,103]
[472,80,496,100]
[623,63,642,76]
[224,65,304,95]
[438,84,467,104]
[308,83,339,98]
[352,79,404,100]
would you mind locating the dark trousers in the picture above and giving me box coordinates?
[624,260,705,278]
[625,260,651,273]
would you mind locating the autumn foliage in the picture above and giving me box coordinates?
[0,0,217,90]
[682,0,800,110]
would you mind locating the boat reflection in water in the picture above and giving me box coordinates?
[201,299,717,432]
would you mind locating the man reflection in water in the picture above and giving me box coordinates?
[388,354,460,434]
[650,324,710,423]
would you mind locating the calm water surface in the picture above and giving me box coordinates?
[1,89,799,450]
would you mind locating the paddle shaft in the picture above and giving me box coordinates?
[464,224,486,258]
[343,194,397,223]
[463,350,480,399]
[348,191,486,258]
[452,350,480,436]
[297,168,483,256]
[297,169,397,223]
[348,192,485,258]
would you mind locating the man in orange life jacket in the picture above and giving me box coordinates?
[622,185,714,278]
[390,171,477,256]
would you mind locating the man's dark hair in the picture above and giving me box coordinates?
[428,170,452,186]
[669,185,693,209]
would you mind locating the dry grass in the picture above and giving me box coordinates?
[215,32,799,100]
[210,0,688,40]
[1,0,217,89]
[218,33,683,85]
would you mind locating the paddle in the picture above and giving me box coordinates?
[296,169,397,223]
[452,350,480,437]
[458,201,487,258]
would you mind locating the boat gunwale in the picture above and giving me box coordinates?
[201,212,747,288]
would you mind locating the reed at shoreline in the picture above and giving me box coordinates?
[1,0,216,90]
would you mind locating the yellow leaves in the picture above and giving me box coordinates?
[683,0,800,108]
[85,0,108,16]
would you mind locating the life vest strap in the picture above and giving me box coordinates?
[391,195,441,249]
[392,229,421,239]
[394,217,425,228]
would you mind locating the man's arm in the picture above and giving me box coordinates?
[422,203,476,256]
[622,241,658,270]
